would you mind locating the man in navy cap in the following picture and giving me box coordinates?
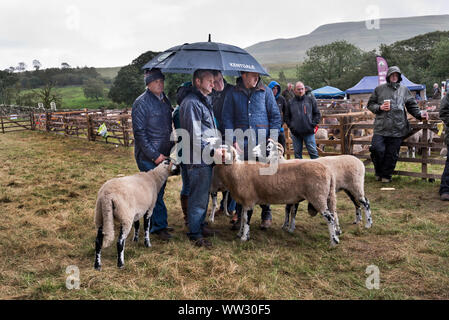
[132,68,174,241]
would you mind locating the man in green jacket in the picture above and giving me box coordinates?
[367,66,427,183]
[439,92,449,200]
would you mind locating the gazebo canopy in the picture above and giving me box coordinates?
[346,75,426,95]
[312,86,345,99]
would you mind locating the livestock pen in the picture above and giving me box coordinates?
[1,103,447,181]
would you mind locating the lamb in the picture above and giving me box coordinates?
[213,147,340,246]
[405,129,436,158]
[94,159,179,270]
[255,140,372,234]
[315,128,328,152]
[405,131,421,158]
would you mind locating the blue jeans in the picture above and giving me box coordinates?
[180,163,190,196]
[136,159,168,233]
[291,133,319,159]
[219,191,236,212]
[187,165,213,240]
[440,144,449,195]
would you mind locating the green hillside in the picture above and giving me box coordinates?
[21,86,116,110]
[96,66,122,80]
[55,86,113,109]
[247,14,449,64]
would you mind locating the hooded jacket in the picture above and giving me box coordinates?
[222,77,281,150]
[268,81,287,126]
[367,66,422,137]
[439,92,449,145]
[132,89,174,164]
[284,93,321,136]
[179,86,219,168]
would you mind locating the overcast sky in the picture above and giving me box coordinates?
[1,0,449,70]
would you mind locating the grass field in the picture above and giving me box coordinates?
[55,86,113,110]
[1,130,449,300]
[20,86,115,110]
[264,63,299,82]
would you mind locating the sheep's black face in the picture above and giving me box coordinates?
[170,163,181,176]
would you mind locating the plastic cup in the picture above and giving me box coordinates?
[420,110,429,120]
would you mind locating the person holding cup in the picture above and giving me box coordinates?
[367,66,427,183]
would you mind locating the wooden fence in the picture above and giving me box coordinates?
[284,110,446,180]
[2,109,134,147]
[0,113,34,133]
[1,105,447,181]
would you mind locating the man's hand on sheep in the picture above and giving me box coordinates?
[155,154,167,165]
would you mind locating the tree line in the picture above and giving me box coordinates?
[0,65,110,107]
[295,31,449,96]
[2,30,448,109]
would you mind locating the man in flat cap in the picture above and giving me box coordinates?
[132,68,174,241]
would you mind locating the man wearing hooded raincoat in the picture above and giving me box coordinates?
[268,80,287,152]
[367,66,427,183]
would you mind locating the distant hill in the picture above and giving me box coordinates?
[246,15,449,65]
[96,66,122,80]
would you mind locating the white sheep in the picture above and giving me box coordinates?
[405,128,436,158]
[315,128,328,152]
[94,159,179,270]
[213,147,340,246]
[255,140,372,235]
[208,146,242,222]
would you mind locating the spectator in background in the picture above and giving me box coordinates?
[438,91,449,201]
[415,91,422,101]
[305,85,315,99]
[367,66,427,183]
[132,68,174,241]
[432,83,441,100]
[282,82,295,102]
[268,80,287,152]
[284,81,320,159]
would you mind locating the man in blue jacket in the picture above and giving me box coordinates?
[132,68,174,241]
[222,71,282,230]
[284,81,320,159]
[180,69,220,248]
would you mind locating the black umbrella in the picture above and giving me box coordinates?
[142,39,269,77]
